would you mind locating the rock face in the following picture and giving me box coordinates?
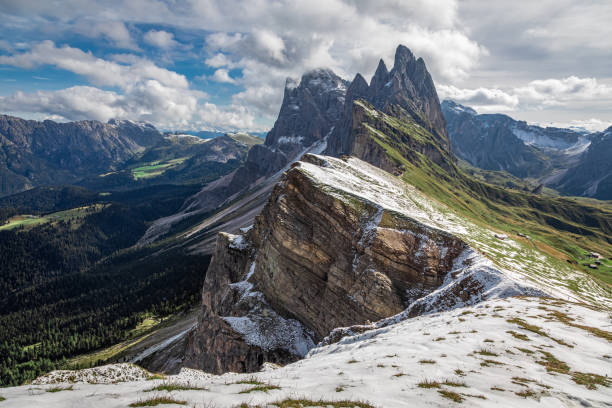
[326,45,450,166]
[0,115,162,196]
[441,100,591,178]
[265,69,348,159]
[184,154,476,373]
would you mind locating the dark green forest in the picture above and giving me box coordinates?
[0,185,209,386]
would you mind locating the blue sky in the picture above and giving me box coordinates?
[1,0,611,132]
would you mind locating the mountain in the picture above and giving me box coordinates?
[137,69,348,245]
[551,126,612,199]
[441,100,591,178]
[78,133,255,191]
[171,45,610,377]
[326,45,450,172]
[0,115,163,196]
[1,44,611,399]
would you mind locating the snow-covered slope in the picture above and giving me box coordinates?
[2,297,610,407]
[297,155,609,307]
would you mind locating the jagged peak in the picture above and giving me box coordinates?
[298,68,347,92]
[348,73,368,93]
[284,77,299,91]
[393,44,416,71]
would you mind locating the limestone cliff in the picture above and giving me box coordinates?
[183,154,539,373]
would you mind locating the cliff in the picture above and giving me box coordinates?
[183,154,542,373]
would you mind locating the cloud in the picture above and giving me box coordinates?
[440,76,612,113]
[0,84,256,130]
[143,30,179,49]
[438,84,519,112]
[0,41,257,130]
[211,69,236,84]
[515,76,612,106]
[539,118,612,133]
[75,20,138,50]
[0,41,188,90]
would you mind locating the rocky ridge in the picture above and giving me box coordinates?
[182,154,548,373]
[326,45,450,169]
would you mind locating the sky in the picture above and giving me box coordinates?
[0,0,611,133]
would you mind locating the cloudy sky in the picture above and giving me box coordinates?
[0,0,611,132]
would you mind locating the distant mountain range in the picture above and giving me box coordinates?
[442,100,611,199]
[0,115,264,197]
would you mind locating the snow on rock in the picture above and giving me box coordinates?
[296,154,610,308]
[31,363,153,385]
[223,259,316,357]
[5,297,610,407]
[228,233,249,250]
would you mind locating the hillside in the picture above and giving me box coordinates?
[550,126,612,200]
[1,297,610,407]
[0,116,163,196]
[442,100,590,179]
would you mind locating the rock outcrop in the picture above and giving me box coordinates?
[183,154,517,373]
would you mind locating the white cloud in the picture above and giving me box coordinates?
[0,41,189,90]
[205,53,235,68]
[438,84,519,112]
[143,30,179,49]
[441,76,612,113]
[0,41,257,130]
[211,69,236,84]
[515,76,612,105]
[537,118,612,133]
[75,20,138,50]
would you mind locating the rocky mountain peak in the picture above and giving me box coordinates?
[370,58,390,89]
[264,68,348,154]
[393,44,416,69]
[326,44,450,163]
[441,100,477,116]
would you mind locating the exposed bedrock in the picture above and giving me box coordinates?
[183,155,468,373]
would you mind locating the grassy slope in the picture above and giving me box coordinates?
[356,100,612,291]
[0,204,108,231]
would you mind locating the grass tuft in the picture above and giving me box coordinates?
[129,397,186,407]
[438,390,464,403]
[239,384,281,394]
[270,398,375,408]
[537,351,569,374]
[145,382,207,392]
[46,385,73,393]
[571,372,611,390]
